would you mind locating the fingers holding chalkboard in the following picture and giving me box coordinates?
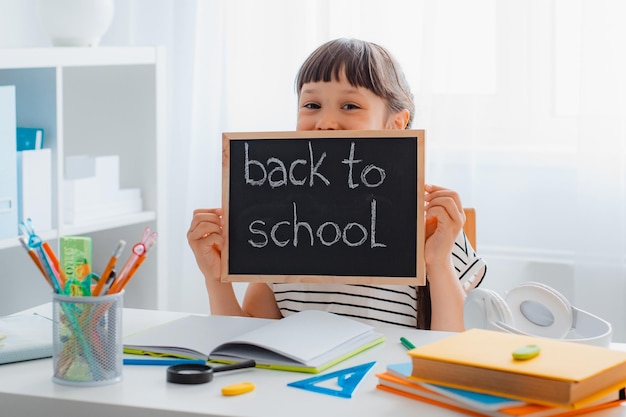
[189,209,223,235]
[423,184,465,265]
[424,184,463,211]
[187,208,225,284]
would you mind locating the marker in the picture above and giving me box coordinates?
[400,337,416,350]
[123,358,207,366]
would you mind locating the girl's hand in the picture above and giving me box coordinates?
[423,184,465,268]
[423,184,467,331]
[187,208,224,284]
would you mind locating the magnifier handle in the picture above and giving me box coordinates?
[213,359,256,373]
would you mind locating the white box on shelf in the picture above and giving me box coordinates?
[0,85,18,239]
[64,176,104,209]
[17,148,52,231]
[64,154,140,224]
[64,155,120,203]
[64,191,142,224]
[94,155,120,199]
[64,155,95,180]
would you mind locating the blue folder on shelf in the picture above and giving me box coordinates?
[16,127,44,151]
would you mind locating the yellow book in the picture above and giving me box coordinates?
[407,328,626,408]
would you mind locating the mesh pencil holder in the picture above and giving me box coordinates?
[52,291,123,386]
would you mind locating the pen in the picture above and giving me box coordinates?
[101,270,117,295]
[18,236,49,286]
[19,219,62,293]
[111,255,146,293]
[400,337,416,350]
[93,240,126,296]
[123,358,207,366]
[109,229,157,294]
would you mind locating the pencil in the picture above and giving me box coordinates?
[93,240,126,296]
[42,241,67,288]
[35,245,62,293]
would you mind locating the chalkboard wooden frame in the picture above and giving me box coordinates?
[222,130,425,285]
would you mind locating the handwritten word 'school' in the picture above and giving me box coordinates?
[243,141,387,249]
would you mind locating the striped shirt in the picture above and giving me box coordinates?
[270,231,487,328]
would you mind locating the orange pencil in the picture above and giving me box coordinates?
[93,240,126,296]
[42,241,67,288]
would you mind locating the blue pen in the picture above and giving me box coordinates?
[123,358,207,366]
[19,219,62,293]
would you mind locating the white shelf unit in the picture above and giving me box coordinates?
[0,47,167,315]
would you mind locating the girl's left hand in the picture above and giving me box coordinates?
[423,184,465,267]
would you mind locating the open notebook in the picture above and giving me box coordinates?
[123,310,385,373]
[0,314,53,365]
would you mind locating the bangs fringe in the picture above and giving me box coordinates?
[296,39,388,99]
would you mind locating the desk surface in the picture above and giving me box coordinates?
[2,305,626,417]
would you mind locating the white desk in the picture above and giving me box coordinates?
[2,305,626,417]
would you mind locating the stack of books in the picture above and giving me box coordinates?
[376,329,626,417]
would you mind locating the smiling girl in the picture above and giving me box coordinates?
[187,38,486,331]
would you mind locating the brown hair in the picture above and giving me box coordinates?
[296,38,415,129]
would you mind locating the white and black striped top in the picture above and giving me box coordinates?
[270,231,487,329]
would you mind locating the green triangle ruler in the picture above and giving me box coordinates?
[287,361,376,398]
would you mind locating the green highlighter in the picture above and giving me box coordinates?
[400,337,416,350]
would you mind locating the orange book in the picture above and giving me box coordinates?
[407,328,626,408]
[376,378,624,417]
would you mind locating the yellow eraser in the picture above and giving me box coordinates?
[512,344,540,360]
[221,381,255,396]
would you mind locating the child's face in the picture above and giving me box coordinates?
[297,72,407,131]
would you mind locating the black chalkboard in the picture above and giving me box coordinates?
[222,130,425,285]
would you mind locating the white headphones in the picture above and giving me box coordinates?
[464,282,612,347]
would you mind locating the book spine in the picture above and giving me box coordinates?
[410,357,571,407]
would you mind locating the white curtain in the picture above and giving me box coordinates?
[118,0,626,339]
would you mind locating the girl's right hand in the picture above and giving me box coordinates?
[187,208,224,284]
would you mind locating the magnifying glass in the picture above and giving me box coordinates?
[167,359,256,384]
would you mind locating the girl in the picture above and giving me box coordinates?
[187,38,486,331]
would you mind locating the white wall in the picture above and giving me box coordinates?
[0,1,47,47]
